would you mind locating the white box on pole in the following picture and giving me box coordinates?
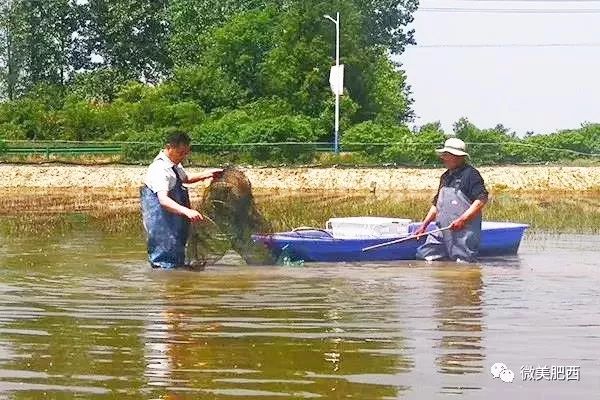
[329,64,344,96]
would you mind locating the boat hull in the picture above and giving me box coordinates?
[253,222,529,263]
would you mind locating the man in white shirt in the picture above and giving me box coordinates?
[140,131,222,268]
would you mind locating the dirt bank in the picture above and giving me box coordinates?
[1,164,599,192]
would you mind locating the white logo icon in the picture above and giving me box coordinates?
[491,363,507,378]
[491,362,514,383]
[500,369,515,383]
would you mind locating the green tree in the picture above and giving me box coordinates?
[351,54,413,124]
[202,8,277,99]
[0,0,29,99]
[0,0,79,98]
[80,0,171,83]
[68,68,131,103]
[355,0,418,54]
[169,0,417,123]
[171,65,246,112]
[168,0,266,66]
[23,0,78,88]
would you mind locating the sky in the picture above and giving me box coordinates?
[397,0,600,135]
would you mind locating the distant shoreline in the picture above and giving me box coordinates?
[1,164,599,192]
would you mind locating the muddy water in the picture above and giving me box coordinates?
[0,225,599,399]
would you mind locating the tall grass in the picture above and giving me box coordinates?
[1,189,598,236]
[256,190,600,233]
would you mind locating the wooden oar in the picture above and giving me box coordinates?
[361,226,452,252]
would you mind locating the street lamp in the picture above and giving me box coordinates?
[324,12,341,155]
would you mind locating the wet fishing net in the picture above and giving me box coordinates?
[185,167,275,267]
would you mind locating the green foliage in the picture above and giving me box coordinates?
[450,118,599,165]
[170,2,415,123]
[0,96,57,140]
[354,0,419,54]
[68,68,131,103]
[190,102,320,163]
[191,110,251,153]
[239,98,294,120]
[342,121,409,159]
[0,0,418,151]
[0,0,23,100]
[361,56,413,124]
[339,118,600,166]
[79,0,172,83]
[237,115,321,162]
[168,0,266,66]
[342,121,446,166]
[407,122,447,165]
[60,100,101,141]
[202,8,277,99]
[166,102,206,131]
[0,0,78,97]
[171,65,246,112]
[453,118,517,164]
[0,122,26,140]
[116,129,164,162]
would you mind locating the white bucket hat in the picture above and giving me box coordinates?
[435,138,469,157]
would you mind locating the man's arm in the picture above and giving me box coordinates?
[450,199,487,231]
[183,169,223,184]
[415,205,438,236]
[157,192,203,222]
[451,168,489,230]
[415,176,444,236]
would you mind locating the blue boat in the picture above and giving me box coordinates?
[253,221,529,263]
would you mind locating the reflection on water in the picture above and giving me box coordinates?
[0,224,599,399]
[141,269,412,399]
[433,267,484,376]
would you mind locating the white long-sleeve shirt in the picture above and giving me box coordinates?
[143,150,188,193]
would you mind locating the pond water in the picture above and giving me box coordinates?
[0,225,599,399]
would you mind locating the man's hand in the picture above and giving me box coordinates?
[209,168,224,179]
[450,200,486,231]
[414,224,428,239]
[185,169,225,184]
[450,217,467,231]
[416,205,438,239]
[201,168,223,181]
[184,209,204,223]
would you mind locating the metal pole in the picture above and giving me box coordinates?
[334,12,340,155]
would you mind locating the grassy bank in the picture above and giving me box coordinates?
[2,189,599,236]
[257,190,600,234]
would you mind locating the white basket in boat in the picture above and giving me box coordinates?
[325,217,412,239]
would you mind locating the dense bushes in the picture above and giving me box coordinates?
[338,119,599,166]
[114,130,165,162]
[1,98,598,165]
[237,115,320,162]
[341,121,446,166]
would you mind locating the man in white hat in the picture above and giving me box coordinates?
[414,138,488,262]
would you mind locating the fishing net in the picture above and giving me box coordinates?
[185,167,275,267]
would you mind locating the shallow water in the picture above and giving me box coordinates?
[0,226,599,399]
